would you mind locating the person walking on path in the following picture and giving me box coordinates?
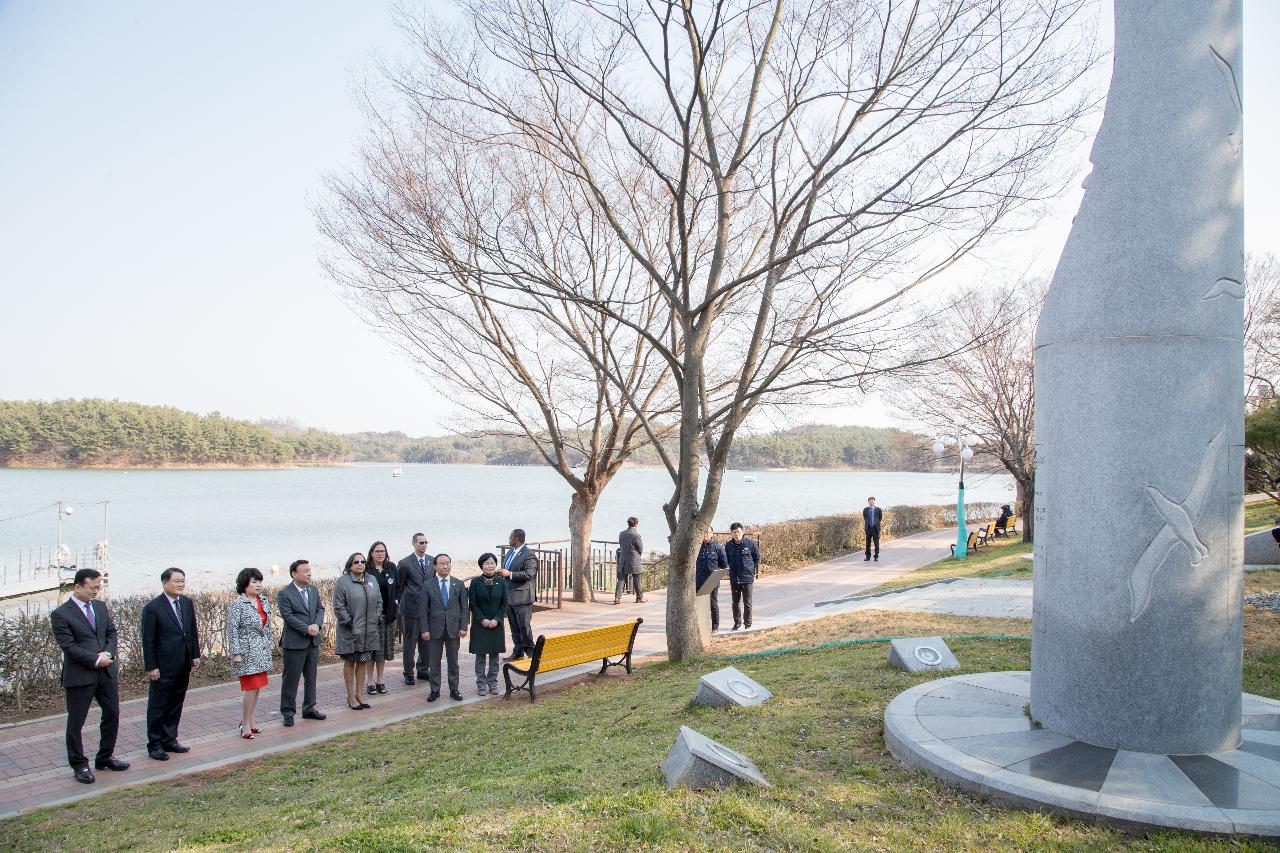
[277,559,326,728]
[468,552,508,696]
[420,553,468,702]
[140,567,200,760]
[50,568,128,784]
[614,516,646,604]
[695,528,729,632]
[724,522,760,630]
[863,497,883,561]
[501,529,539,661]
[364,541,398,695]
[227,568,272,740]
[334,553,383,711]
[396,533,433,685]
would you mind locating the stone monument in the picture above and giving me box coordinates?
[887,637,960,674]
[692,666,773,708]
[884,2,1280,836]
[661,726,771,790]
[1031,0,1244,756]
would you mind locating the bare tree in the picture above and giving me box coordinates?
[332,0,1098,659]
[890,280,1042,542]
[1246,252,1280,404]
[318,128,678,602]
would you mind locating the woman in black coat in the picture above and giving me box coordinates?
[468,552,508,696]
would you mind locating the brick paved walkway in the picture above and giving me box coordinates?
[0,528,956,819]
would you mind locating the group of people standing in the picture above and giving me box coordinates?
[48,529,542,785]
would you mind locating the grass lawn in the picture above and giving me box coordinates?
[3,606,1277,852]
[1247,498,1279,534]
[870,534,1033,593]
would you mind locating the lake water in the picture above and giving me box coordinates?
[0,465,1013,595]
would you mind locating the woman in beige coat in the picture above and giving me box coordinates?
[333,553,383,710]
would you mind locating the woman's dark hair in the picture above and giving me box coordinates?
[236,567,263,594]
[344,552,365,573]
[367,541,389,568]
[478,551,498,568]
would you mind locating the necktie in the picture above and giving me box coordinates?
[440,578,449,607]
[504,549,516,570]
[83,601,96,630]
[419,556,426,571]
[171,598,183,631]
[301,586,308,609]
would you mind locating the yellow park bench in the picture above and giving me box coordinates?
[976,521,998,546]
[503,619,643,702]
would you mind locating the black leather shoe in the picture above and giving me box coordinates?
[282,714,295,727]
[865,555,871,561]
[449,691,463,701]
[74,767,95,784]
[96,756,130,771]
[427,691,440,702]
[302,710,327,721]
[163,742,190,753]
[403,675,416,685]
[148,747,170,761]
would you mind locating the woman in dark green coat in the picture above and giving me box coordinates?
[468,552,508,696]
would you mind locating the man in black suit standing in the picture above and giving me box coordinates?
[396,532,433,685]
[140,567,201,760]
[419,553,469,702]
[501,528,539,662]
[49,568,128,784]
[277,559,327,727]
[863,497,883,561]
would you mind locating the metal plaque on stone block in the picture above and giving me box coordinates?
[692,665,773,708]
[661,725,771,789]
[887,637,959,673]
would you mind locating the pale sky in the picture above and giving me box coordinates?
[1,1,1277,436]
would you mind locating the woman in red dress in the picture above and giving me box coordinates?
[227,568,273,738]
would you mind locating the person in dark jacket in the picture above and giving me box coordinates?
[501,528,539,661]
[615,516,645,604]
[862,497,883,560]
[395,532,433,685]
[50,568,128,783]
[468,552,508,695]
[140,567,201,760]
[365,541,398,695]
[695,529,729,632]
[994,504,1014,536]
[723,522,760,630]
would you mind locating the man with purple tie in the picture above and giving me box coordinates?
[50,568,128,784]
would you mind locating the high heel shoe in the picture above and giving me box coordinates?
[238,725,256,739]
[348,701,364,711]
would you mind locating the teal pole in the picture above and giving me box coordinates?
[954,455,968,559]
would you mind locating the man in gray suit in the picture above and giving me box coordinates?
[277,559,327,727]
[501,528,539,661]
[419,553,468,702]
[396,532,433,685]
[614,516,645,604]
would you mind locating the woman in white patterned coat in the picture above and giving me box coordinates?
[227,567,273,739]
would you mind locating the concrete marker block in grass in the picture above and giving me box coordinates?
[661,725,771,789]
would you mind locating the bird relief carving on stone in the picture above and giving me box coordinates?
[1128,428,1225,621]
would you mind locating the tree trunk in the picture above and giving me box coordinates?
[665,353,708,662]
[568,489,598,603]
[1018,472,1035,544]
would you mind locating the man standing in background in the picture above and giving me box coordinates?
[396,532,432,685]
[501,528,539,661]
[724,522,760,630]
[614,516,645,604]
[695,527,728,632]
[141,567,201,759]
[862,497,883,561]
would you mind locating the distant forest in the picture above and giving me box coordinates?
[0,400,349,467]
[346,424,930,471]
[0,400,930,471]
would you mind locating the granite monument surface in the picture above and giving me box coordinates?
[661,726,771,790]
[887,637,960,673]
[692,666,773,708]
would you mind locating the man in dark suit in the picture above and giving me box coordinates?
[501,528,539,661]
[396,532,433,685]
[419,553,468,701]
[277,559,327,727]
[863,497,883,561]
[49,568,128,784]
[724,522,760,630]
[614,516,645,604]
[140,567,201,760]
[695,528,729,632]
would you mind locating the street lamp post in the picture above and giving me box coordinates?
[55,501,74,567]
[933,428,979,558]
